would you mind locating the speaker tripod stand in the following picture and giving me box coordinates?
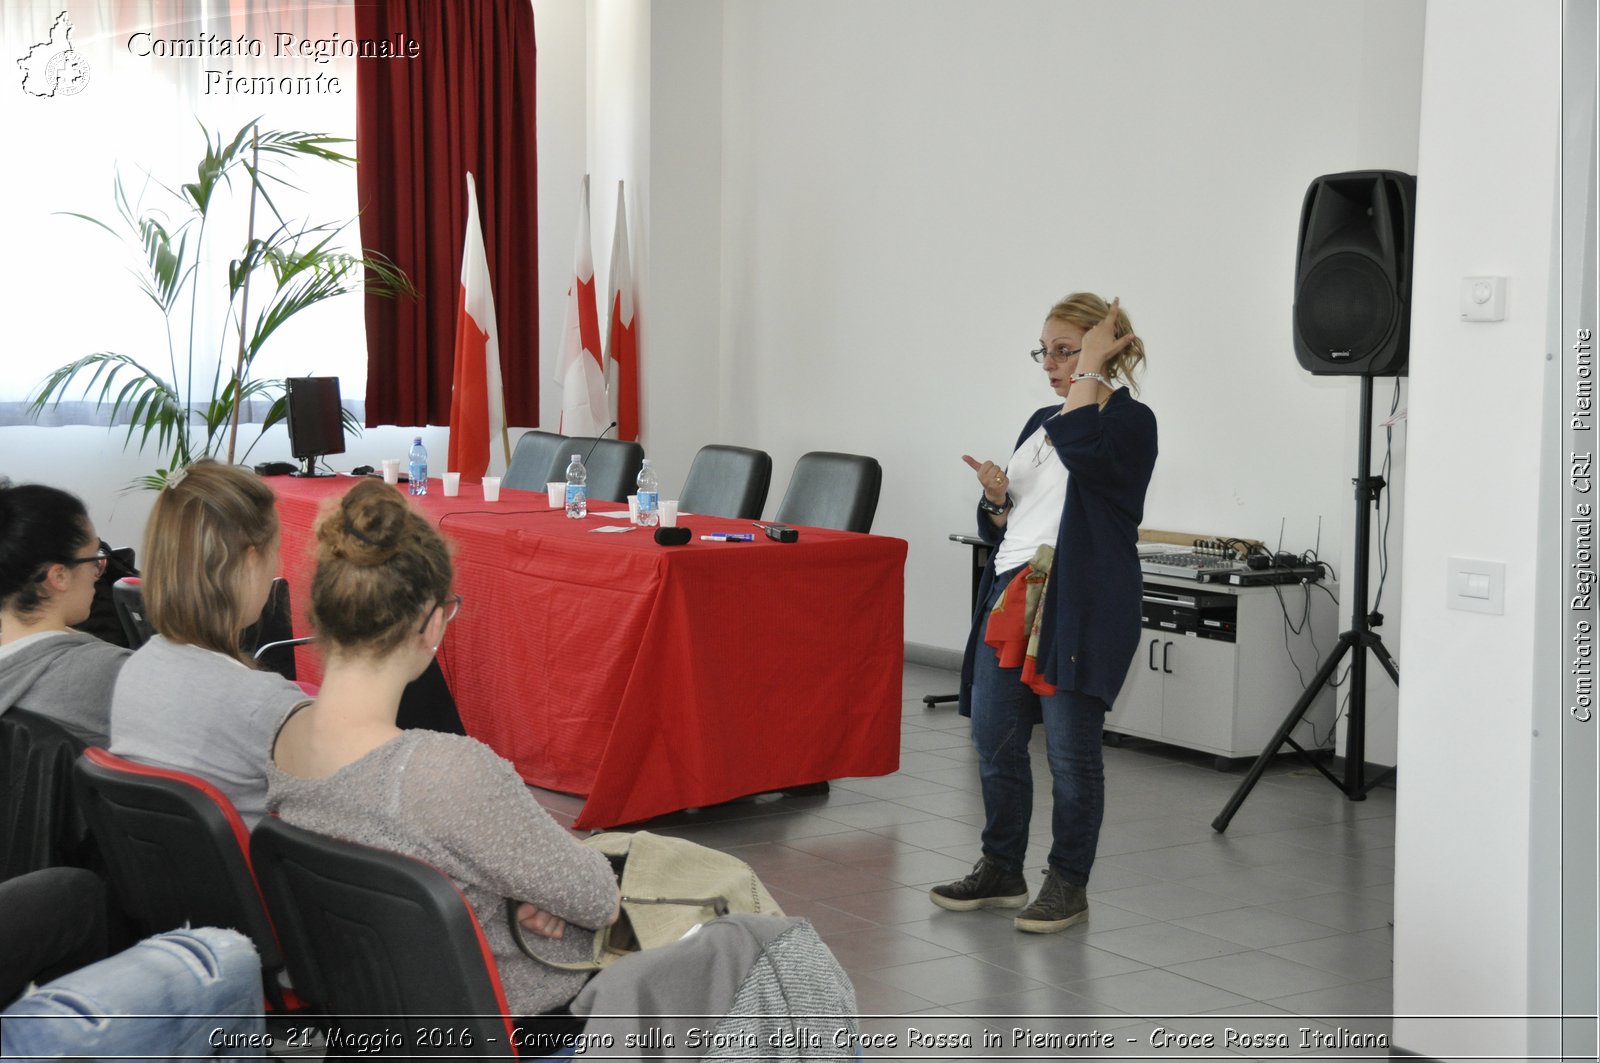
[1213,375,1398,832]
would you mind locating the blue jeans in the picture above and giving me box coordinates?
[971,570,1107,886]
[1,927,264,1060]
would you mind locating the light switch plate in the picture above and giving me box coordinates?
[1447,557,1505,614]
[1461,276,1506,321]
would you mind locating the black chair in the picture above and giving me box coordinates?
[0,708,92,879]
[251,817,533,1058]
[73,748,297,1012]
[774,451,883,533]
[244,578,298,681]
[678,445,773,520]
[560,438,645,503]
[121,575,304,683]
[503,430,569,493]
[110,578,154,649]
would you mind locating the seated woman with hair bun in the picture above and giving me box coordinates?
[109,460,307,827]
[0,481,130,746]
[267,478,619,1018]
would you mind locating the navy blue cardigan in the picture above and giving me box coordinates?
[959,388,1158,716]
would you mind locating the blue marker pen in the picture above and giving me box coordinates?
[699,533,755,542]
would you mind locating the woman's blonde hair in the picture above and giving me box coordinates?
[142,460,279,662]
[310,479,453,658]
[1048,292,1146,392]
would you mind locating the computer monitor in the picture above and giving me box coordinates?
[284,376,345,477]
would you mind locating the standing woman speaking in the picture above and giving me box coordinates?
[931,293,1157,933]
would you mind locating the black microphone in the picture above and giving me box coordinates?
[581,421,619,468]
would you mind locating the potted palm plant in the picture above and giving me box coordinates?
[28,119,412,488]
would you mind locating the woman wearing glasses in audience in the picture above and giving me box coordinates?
[109,460,305,828]
[267,478,619,1019]
[0,481,128,745]
[930,293,1157,933]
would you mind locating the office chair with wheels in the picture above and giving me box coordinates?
[251,817,576,1059]
[773,451,883,533]
[560,438,645,503]
[678,445,773,520]
[503,430,569,493]
[72,748,298,1012]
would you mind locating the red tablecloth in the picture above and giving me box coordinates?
[270,476,906,827]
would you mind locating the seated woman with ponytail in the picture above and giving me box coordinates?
[109,461,306,827]
[0,481,129,745]
[267,479,619,1018]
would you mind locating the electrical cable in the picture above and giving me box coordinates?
[1371,378,1402,615]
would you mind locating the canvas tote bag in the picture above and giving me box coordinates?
[509,830,783,972]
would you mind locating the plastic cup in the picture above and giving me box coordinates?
[546,481,564,507]
[627,495,640,524]
[660,500,679,527]
[482,476,502,502]
[381,459,401,485]
[442,472,461,497]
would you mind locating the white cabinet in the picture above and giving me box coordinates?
[1105,576,1339,766]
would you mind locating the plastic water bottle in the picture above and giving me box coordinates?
[635,459,659,527]
[565,453,587,519]
[408,437,428,496]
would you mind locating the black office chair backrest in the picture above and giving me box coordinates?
[111,578,154,649]
[678,445,774,520]
[0,708,91,878]
[559,438,646,504]
[72,748,292,1010]
[774,451,883,533]
[250,817,518,1057]
[503,429,569,493]
[242,578,296,681]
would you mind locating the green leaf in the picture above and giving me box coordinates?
[34,118,408,488]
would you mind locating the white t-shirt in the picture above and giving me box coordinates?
[992,420,1069,575]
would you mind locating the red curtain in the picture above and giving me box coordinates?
[354,0,539,427]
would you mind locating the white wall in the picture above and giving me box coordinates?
[603,0,1424,768]
[711,0,1423,640]
[1389,0,1565,1058]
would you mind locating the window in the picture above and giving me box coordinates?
[2,2,368,427]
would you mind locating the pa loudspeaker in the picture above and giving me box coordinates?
[1293,170,1416,376]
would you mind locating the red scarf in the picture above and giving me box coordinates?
[983,563,1056,696]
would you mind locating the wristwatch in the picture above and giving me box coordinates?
[978,495,1012,515]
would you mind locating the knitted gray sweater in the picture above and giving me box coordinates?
[266,729,619,1017]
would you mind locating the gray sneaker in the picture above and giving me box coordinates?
[929,857,1029,911]
[1014,868,1087,933]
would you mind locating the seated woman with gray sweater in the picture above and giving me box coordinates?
[267,478,620,1018]
[109,461,307,828]
[0,481,129,745]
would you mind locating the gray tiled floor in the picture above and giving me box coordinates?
[533,661,1397,1059]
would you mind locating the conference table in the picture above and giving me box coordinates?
[270,475,907,828]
